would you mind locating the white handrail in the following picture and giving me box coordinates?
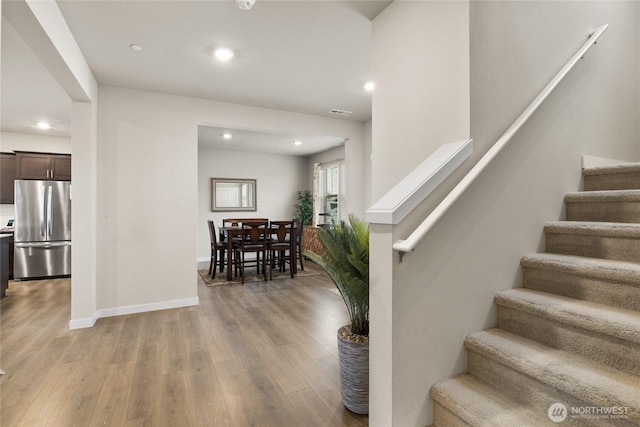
[393,24,609,259]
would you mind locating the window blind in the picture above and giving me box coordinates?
[326,164,340,195]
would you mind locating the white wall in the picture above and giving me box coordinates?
[371,2,640,426]
[198,148,307,262]
[0,131,72,225]
[344,127,367,221]
[371,1,471,201]
[370,2,470,425]
[96,85,366,316]
[364,120,372,210]
[71,96,98,328]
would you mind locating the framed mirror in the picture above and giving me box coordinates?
[211,178,257,212]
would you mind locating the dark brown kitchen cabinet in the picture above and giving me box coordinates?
[0,231,14,280]
[15,151,71,181]
[0,153,16,204]
[1,235,10,297]
[50,154,72,180]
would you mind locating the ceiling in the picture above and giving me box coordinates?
[1,0,390,155]
[1,16,72,137]
[198,125,345,156]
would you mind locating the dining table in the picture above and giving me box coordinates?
[220,223,297,281]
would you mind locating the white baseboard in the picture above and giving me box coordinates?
[197,257,209,263]
[69,314,97,330]
[68,297,200,330]
[96,297,199,319]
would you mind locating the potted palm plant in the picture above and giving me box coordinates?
[305,214,369,414]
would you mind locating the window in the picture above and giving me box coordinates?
[313,159,344,226]
[324,163,340,222]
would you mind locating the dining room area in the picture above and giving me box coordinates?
[197,124,355,286]
[202,216,306,286]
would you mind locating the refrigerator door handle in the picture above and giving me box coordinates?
[40,185,46,237]
[15,241,72,249]
[47,183,53,237]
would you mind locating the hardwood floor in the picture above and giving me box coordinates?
[0,265,368,426]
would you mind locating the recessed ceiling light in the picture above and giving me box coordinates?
[129,44,143,51]
[364,81,375,92]
[236,0,256,10]
[31,121,55,131]
[294,140,302,146]
[223,133,232,140]
[214,48,234,62]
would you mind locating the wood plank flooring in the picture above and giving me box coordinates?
[0,265,368,426]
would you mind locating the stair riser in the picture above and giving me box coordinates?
[432,403,472,427]
[566,201,640,223]
[584,173,640,191]
[522,267,640,312]
[467,351,637,427]
[497,307,640,376]
[546,233,640,263]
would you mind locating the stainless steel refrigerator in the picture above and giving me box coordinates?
[14,180,71,279]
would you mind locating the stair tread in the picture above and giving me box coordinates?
[466,329,640,410]
[431,374,549,426]
[522,253,640,285]
[583,163,640,176]
[565,189,640,202]
[544,221,640,237]
[496,288,640,343]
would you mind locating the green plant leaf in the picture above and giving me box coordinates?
[294,190,313,226]
[305,215,369,336]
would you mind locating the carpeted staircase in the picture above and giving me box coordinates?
[430,163,640,426]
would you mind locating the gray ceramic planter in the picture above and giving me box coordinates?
[337,325,369,414]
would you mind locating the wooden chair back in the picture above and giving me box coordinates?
[207,219,218,246]
[270,220,294,244]
[224,218,269,227]
[240,220,268,249]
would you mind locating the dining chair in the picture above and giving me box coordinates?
[222,219,247,250]
[293,217,305,271]
[207,220,227,279]
[224,218,269,244]
[234,220,268,284]
[268,220,295,280]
